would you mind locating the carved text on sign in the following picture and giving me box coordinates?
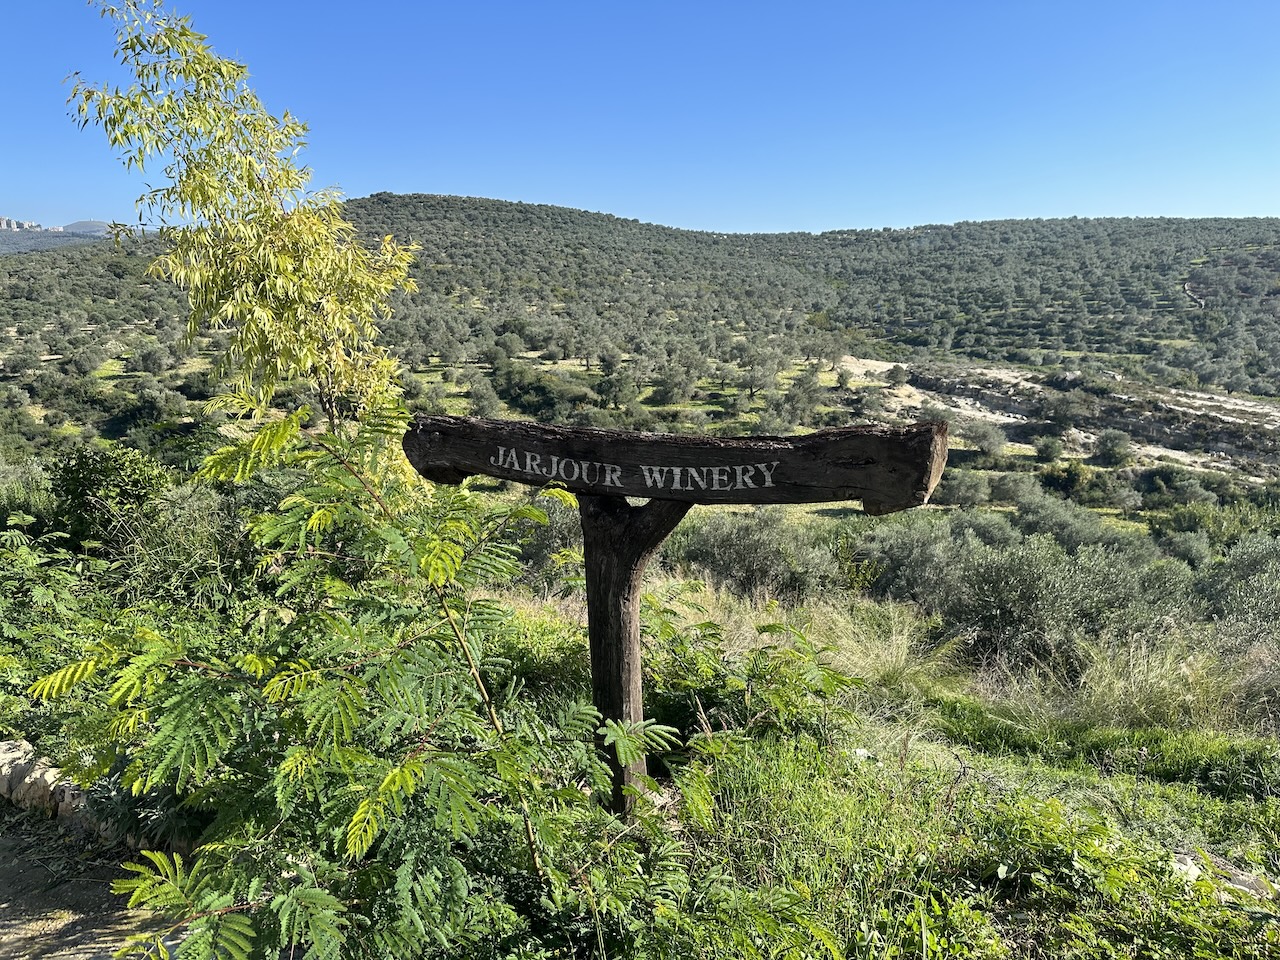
[488,447,624,488]
[638,461,779,492]
[487,445,781,492]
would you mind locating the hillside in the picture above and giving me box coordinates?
[4,195,1280,957]
[4,194,1280,396]
[60,220,112,236]
[0,230,109,255]
[4,194,1280,473]
[346,195,1280,395]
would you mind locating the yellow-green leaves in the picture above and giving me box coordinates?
[196,408,307,482]
[153,205,416,426]
[538,486,579,511]
[74,0,417,435]
[599,718,682,768]
[28,657,99,700]
[421,538,465,587]
[114,850,202,910]
[75,1,308,227]
[344,755,480,860]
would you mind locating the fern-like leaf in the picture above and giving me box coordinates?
[29,658,99,700]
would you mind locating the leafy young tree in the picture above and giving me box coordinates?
[932,468,991,508]
[781,363,823,427]
[465,372,502,417]
[597,366,639,410]
[70,0,416,432]
[1034,435,1064,462]
[56,3,576,955]
[62,344,109,376]
[960,420,1006,462]
[736,345,784,400]
[125,342,173,375]
[51,441,172,548]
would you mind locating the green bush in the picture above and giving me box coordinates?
[0,456,53,528]
[1039,459,1120,505]
[1010,485,1143,555]
[50,441,171,548]
[1092,428,1134,466]
[933,537,1191,675]
[99,483,260,609]
[932,469,991,507]
[0,516,106,745]
[643,592,854,741]
[662,507,844,604]
[841,509,965,603]
[1034,435,1064,462]
[1197,534,1280,627]
[1150,502,1280,554]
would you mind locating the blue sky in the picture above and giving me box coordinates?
[4,0,1279,233]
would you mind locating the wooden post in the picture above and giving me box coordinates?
[578,495,691,811]
[402,415,948,813]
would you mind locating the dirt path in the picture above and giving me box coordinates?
[0,805,162,959]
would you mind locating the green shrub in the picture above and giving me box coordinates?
[662,507,843,604]
[1092,429,1134,466]
[1034,435,1064,462]
[1197,534,1280,626]
[961,794,1279,958]
[842,509,964,603]
[960,421,1007,464]
[1010,485,1144,555]
[933,469,991,507]
[513,494,584,595]
[643,588,854,741]
[933,537,1191,675]
[1133,465,1225,510]
[0,456,53,528]
[0,516,106,745]
[101,483,261,608]
[1039,459,1101,502]
[1150,502,1280,554]
[51,441,171,548]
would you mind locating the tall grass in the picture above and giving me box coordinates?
[967,628,1280,738]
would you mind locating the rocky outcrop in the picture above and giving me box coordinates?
[0,740,95,833]
[911,370,1280,467]
[910,371,1043,419]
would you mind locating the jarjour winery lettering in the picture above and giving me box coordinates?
[486,445,779,492]
[404,414,948,813]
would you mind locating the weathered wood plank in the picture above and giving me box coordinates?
[402,415,948,514]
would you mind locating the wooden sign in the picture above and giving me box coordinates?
[402,414,948,813]
[402,416,947,515]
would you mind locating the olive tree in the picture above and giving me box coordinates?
[1093,429,1134,467]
